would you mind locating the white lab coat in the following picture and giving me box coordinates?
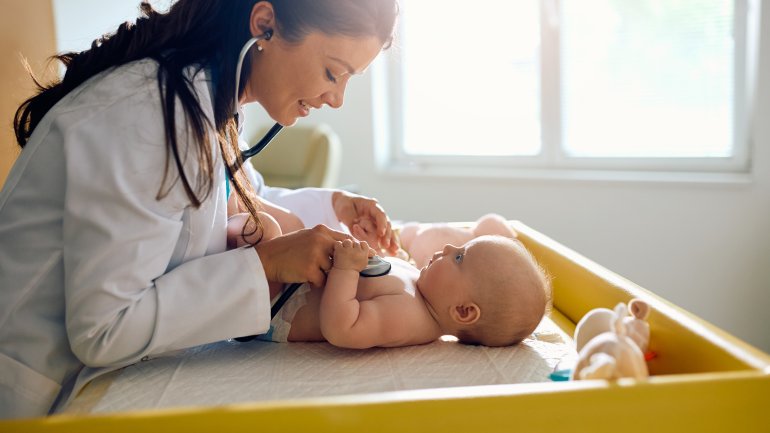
[0,59,341,419]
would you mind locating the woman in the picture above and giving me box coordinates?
[0,0,398,418]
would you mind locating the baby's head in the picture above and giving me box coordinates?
[416,235,550,347]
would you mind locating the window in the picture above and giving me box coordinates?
[373,0,759,176]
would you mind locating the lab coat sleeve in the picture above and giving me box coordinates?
[244,163,345,232]
[60,75,270,367]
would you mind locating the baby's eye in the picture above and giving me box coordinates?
[455,253,464,263]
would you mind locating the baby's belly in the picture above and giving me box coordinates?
[286,265,415,342]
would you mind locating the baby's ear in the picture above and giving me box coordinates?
[450,303,481,325]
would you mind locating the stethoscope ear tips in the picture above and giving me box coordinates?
[262,29,274,40]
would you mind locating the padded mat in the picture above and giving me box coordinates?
[63,316,574,414]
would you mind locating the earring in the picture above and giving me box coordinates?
[256,42,263,52]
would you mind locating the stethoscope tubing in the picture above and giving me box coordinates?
[232,30,285,165]
[241,122,283,161]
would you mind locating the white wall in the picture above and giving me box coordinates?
[248,7,770,352]
[52,0,173,54]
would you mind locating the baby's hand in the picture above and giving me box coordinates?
[332,239,370,272]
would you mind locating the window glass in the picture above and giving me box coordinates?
[561,0,735,157]
[400,0,541,156]
[394,0,741,165]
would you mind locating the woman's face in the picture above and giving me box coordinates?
[243,31,383,126]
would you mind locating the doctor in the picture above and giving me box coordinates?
[0,0,398,418]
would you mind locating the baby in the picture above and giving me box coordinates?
[316,235,550,348]
[229,212,550,347]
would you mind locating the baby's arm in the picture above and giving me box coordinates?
[320,240,407,349]
[319,240,368,347]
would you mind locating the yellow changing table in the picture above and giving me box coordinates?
[4,221,769,432]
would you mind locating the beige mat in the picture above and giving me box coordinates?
[63,316,575,414]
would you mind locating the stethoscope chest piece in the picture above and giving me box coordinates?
[360,256,392,278]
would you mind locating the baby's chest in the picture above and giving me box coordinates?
[355,273,414,301]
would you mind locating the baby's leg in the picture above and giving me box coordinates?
[227,212,284,297]
[257,197,305,234]
[226,212,284,301]
[473,213,517,238]
[226,213,249,250]
[397,215,515,268]
[404,225,475,268]
[251,212,283,299]
[256,211,283,241]
[397,222,419,251]
[227,211,283,248]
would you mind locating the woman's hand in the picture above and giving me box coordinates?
[253,224,352,288]
[332,191,398,256]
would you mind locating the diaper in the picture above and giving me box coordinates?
[256,284,311,343]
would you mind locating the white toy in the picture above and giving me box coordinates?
[571,299,651,381]
[574,298,650,353]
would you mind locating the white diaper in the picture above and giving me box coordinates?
[256,284,311,343]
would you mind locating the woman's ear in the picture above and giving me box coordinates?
[450,303,481,325]
[250,1,276,39]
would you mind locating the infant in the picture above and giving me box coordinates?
[227,211,549,348]
[230,221,549,348]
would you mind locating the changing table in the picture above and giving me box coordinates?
[4,221,769,432]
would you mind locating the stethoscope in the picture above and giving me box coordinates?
[230,30,284,171]
[230,31,391,340]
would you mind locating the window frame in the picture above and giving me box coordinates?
[372,0,760,178]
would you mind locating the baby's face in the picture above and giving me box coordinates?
[416,237,513,319]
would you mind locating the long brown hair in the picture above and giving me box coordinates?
[13,0,397,240]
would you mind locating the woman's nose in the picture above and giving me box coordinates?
[322,84,346,109]
[322,92,342,109]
